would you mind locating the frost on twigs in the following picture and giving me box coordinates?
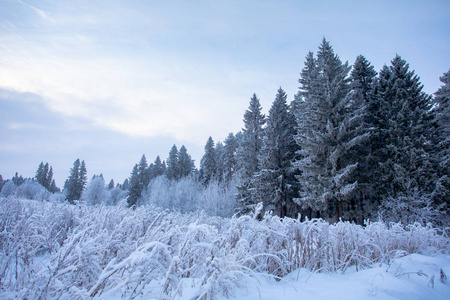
[0,197,449,299]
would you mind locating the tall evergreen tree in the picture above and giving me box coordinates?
[200,136,217,185]
[79,160,88,196]
[215,141,225,181]
[223,132,238,182]
[348,55,379,222]
[0,175,4,191]
[373,55,435,202]
[46,166,54,191]
[35,162,45,186]
[166,145,180,180]
[293,39,366,221]
[35,162,54,190]
[431,69,450,212]
[253,88,300,218]
[178,145,195,178]
[65,159,87,203]
[138,155,150,189]
[236,93,266,213]
[150,156,166,179]
[127,164,140,207]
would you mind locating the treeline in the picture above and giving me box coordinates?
[1,38,449,225]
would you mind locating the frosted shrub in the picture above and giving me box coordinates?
[0,180,17,197]
[16,179,50,201]
[0,197,448,299]
[82,177,112,206]
[109,187,127,206]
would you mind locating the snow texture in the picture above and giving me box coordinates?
[0,197,449,299]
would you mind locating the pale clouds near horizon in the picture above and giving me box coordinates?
[0,0,284,143]
[1,0,449,183]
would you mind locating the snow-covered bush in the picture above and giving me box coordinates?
[15,179,51,201]
[82,176,112,206]
[144,176,237,217]
[0,180,17,197]
[198,179,237,217]
[109,186,127,205]
[0,197,448,299]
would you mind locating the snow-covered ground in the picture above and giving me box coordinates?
[1,198,449,299]
[226,254,450,300]
[103,254,450,299]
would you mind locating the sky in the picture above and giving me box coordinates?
[1,0,449,187]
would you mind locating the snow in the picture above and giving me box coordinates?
[227,254,450,300]
[1,197,449,299]
[100,254,450,299]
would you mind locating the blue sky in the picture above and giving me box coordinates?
[1,0,449,186]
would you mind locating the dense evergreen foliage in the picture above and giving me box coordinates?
[63,159,87,204]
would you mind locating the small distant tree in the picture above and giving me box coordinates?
[12,172,25,186]
[222,133,238,182]
[151,156,166,179]
[35,162,56,192]
[122,178,129,190]
[108,179,115,190]
[199,137,217,185]
[64,159,88,204]
[166,145,180,180]
[127,164,141,207]
[178,145,195,178]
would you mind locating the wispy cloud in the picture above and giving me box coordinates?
[16,0,52,21]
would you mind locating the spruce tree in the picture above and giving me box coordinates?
[223,133,238,182]
[253,88,300,218]
[46,166,54,191]
[35,162,45,186]
[236,93,266,213]
[166,145,180,180]
[178,145,195,178]
[108,179,115,190]
[431,69,450,212]
[348,55,379,222]
[49,179,59,193]
[373,55,435,202]
[65,159,87,203]
[215,141,225,181]
[293,39,366,221]
[138,155,150,189]
[79,160,88,195]
[0,175,4,191]
[127,164,140,207]
[200,136,217,185]
[12,172,24,186]
[153,156,165,177]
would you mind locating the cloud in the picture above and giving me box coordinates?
[1,0,289,145]
[16,0,52,21]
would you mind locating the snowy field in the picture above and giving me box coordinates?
[226,254,450,300]
[0,198,449,299]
